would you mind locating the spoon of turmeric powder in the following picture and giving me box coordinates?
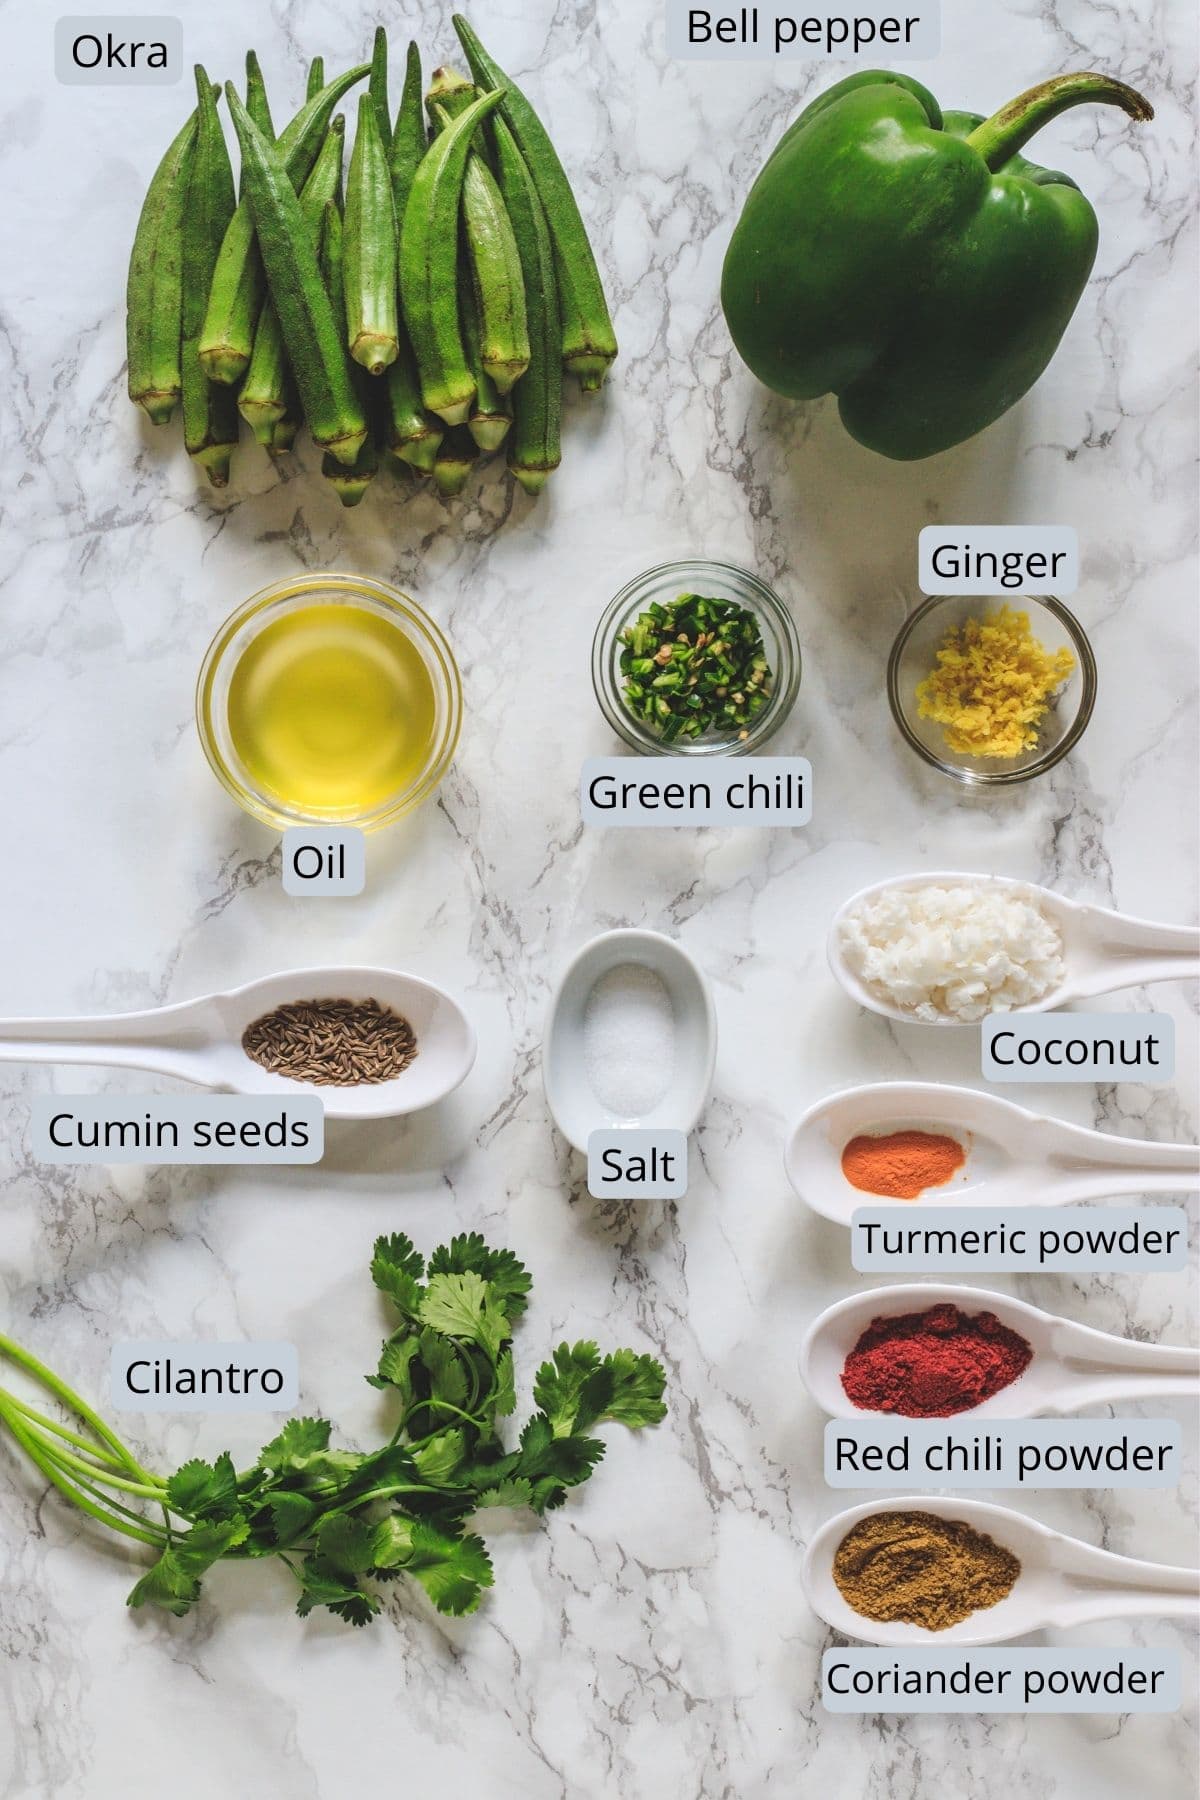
[785,1082,1200,1227]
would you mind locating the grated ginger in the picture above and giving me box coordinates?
[915,605,1076,759]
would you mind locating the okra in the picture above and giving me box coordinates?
[306,58,325,103]
[398,86,505,424]
[239,119,345,445]
[429,72,530,395]
[268,386,301,455]
[432,424,478,498]
[244,51,274,146]
[182,68,239,486]
[200,63,368,384]
[369,26,392,155]
[462,281,511,451]
[226,86,367,466]
[344,93,399,374]
[490,115,561,494]
[390,42,427,218]
[126,103,199,424]
[385,336,443,471]
[453,15,617,390]
[319,202,380,504]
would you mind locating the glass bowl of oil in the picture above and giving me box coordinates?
[196,574,463,832]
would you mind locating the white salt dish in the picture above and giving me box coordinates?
[543,930,717,1154]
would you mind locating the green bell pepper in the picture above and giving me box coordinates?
[721,70,1153,460]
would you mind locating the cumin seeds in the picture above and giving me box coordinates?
[241,997,419,1087]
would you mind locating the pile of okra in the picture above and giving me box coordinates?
[126,19,617,504]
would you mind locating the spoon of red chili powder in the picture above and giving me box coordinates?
[841,1127,965,1199]
[840,1302,1033,1417]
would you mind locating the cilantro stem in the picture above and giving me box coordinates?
[0,1332,151,1478]
[16,1434,167,1502]
[3,1410,165,1546]
[0,1390,130,1469]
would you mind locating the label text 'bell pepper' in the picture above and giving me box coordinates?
[666,3,941,59]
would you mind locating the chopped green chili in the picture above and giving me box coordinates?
[618,593,774,743]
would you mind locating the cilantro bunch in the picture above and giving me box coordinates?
[0,1232,667,1627]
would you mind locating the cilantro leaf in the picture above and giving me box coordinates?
[126,1518,249,1616]
[371,1233,425,1317]
[295,1558,366,1618]
[600,1349,668,1427]
[429,1234,532,1321]
[369,1333,420,1399]
[165,1453,239,1522]
[369,1514,414,1570]
[267,1492,320,1548]
[256,1418,332,1476]
[492,1348,516,1418]
[329,1593,381,1627]
[314,1514,377,1577]
[416,1328,469,1409]
[420,1272,510,1363]
[411,1428,465,1484]
[403,1521,493,1616]
[533,1342,605,1436]
[474,1477,533,1509]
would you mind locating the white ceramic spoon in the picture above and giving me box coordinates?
[805,1495,1200,1647]
[829,871,1200,1025]
[0,967,476,1122]
[800,1283,1200,1419]
[543,929,716,1154]
[785,1082,1200,1226]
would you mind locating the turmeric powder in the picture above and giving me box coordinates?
[841,1129,966,1200]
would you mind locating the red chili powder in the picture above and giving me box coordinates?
[840,1303,1034,1417]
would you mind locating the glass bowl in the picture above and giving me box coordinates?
[196,573,463,832]
[887,593,1096,787]
[592,559,801,757]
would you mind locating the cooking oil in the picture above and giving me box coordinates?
[227,603,437,816]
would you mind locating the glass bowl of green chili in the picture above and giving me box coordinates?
[592,560,801,757]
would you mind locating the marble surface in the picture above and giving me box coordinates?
[0,2,1196,1795]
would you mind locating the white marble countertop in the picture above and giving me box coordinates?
[0,2,1195,1796]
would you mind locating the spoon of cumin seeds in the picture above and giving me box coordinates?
[0,967,476,1121]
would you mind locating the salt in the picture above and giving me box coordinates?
[583,964,676,1119]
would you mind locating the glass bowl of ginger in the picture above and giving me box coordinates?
[887,593,1096,787]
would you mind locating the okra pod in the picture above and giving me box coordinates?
[182,68,239,486]
[462,281,511,451]
[432,423,478,498]
[200,63,368,384]
[385,336,443,471]
[429,72,530,396]
[344,93,399,374]
[453,15,617,391]
[239,119,345,444]
[390,42,426,218]
[369,26,392,155]
[226,86,367,466]
[398,86,505,425]
[306,58,325,103]
[126,103,199,424]
[319,201,380,504]
[244,51,275,146]
[490,114,561,494]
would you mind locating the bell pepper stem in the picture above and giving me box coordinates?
[966,71,1153,171]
